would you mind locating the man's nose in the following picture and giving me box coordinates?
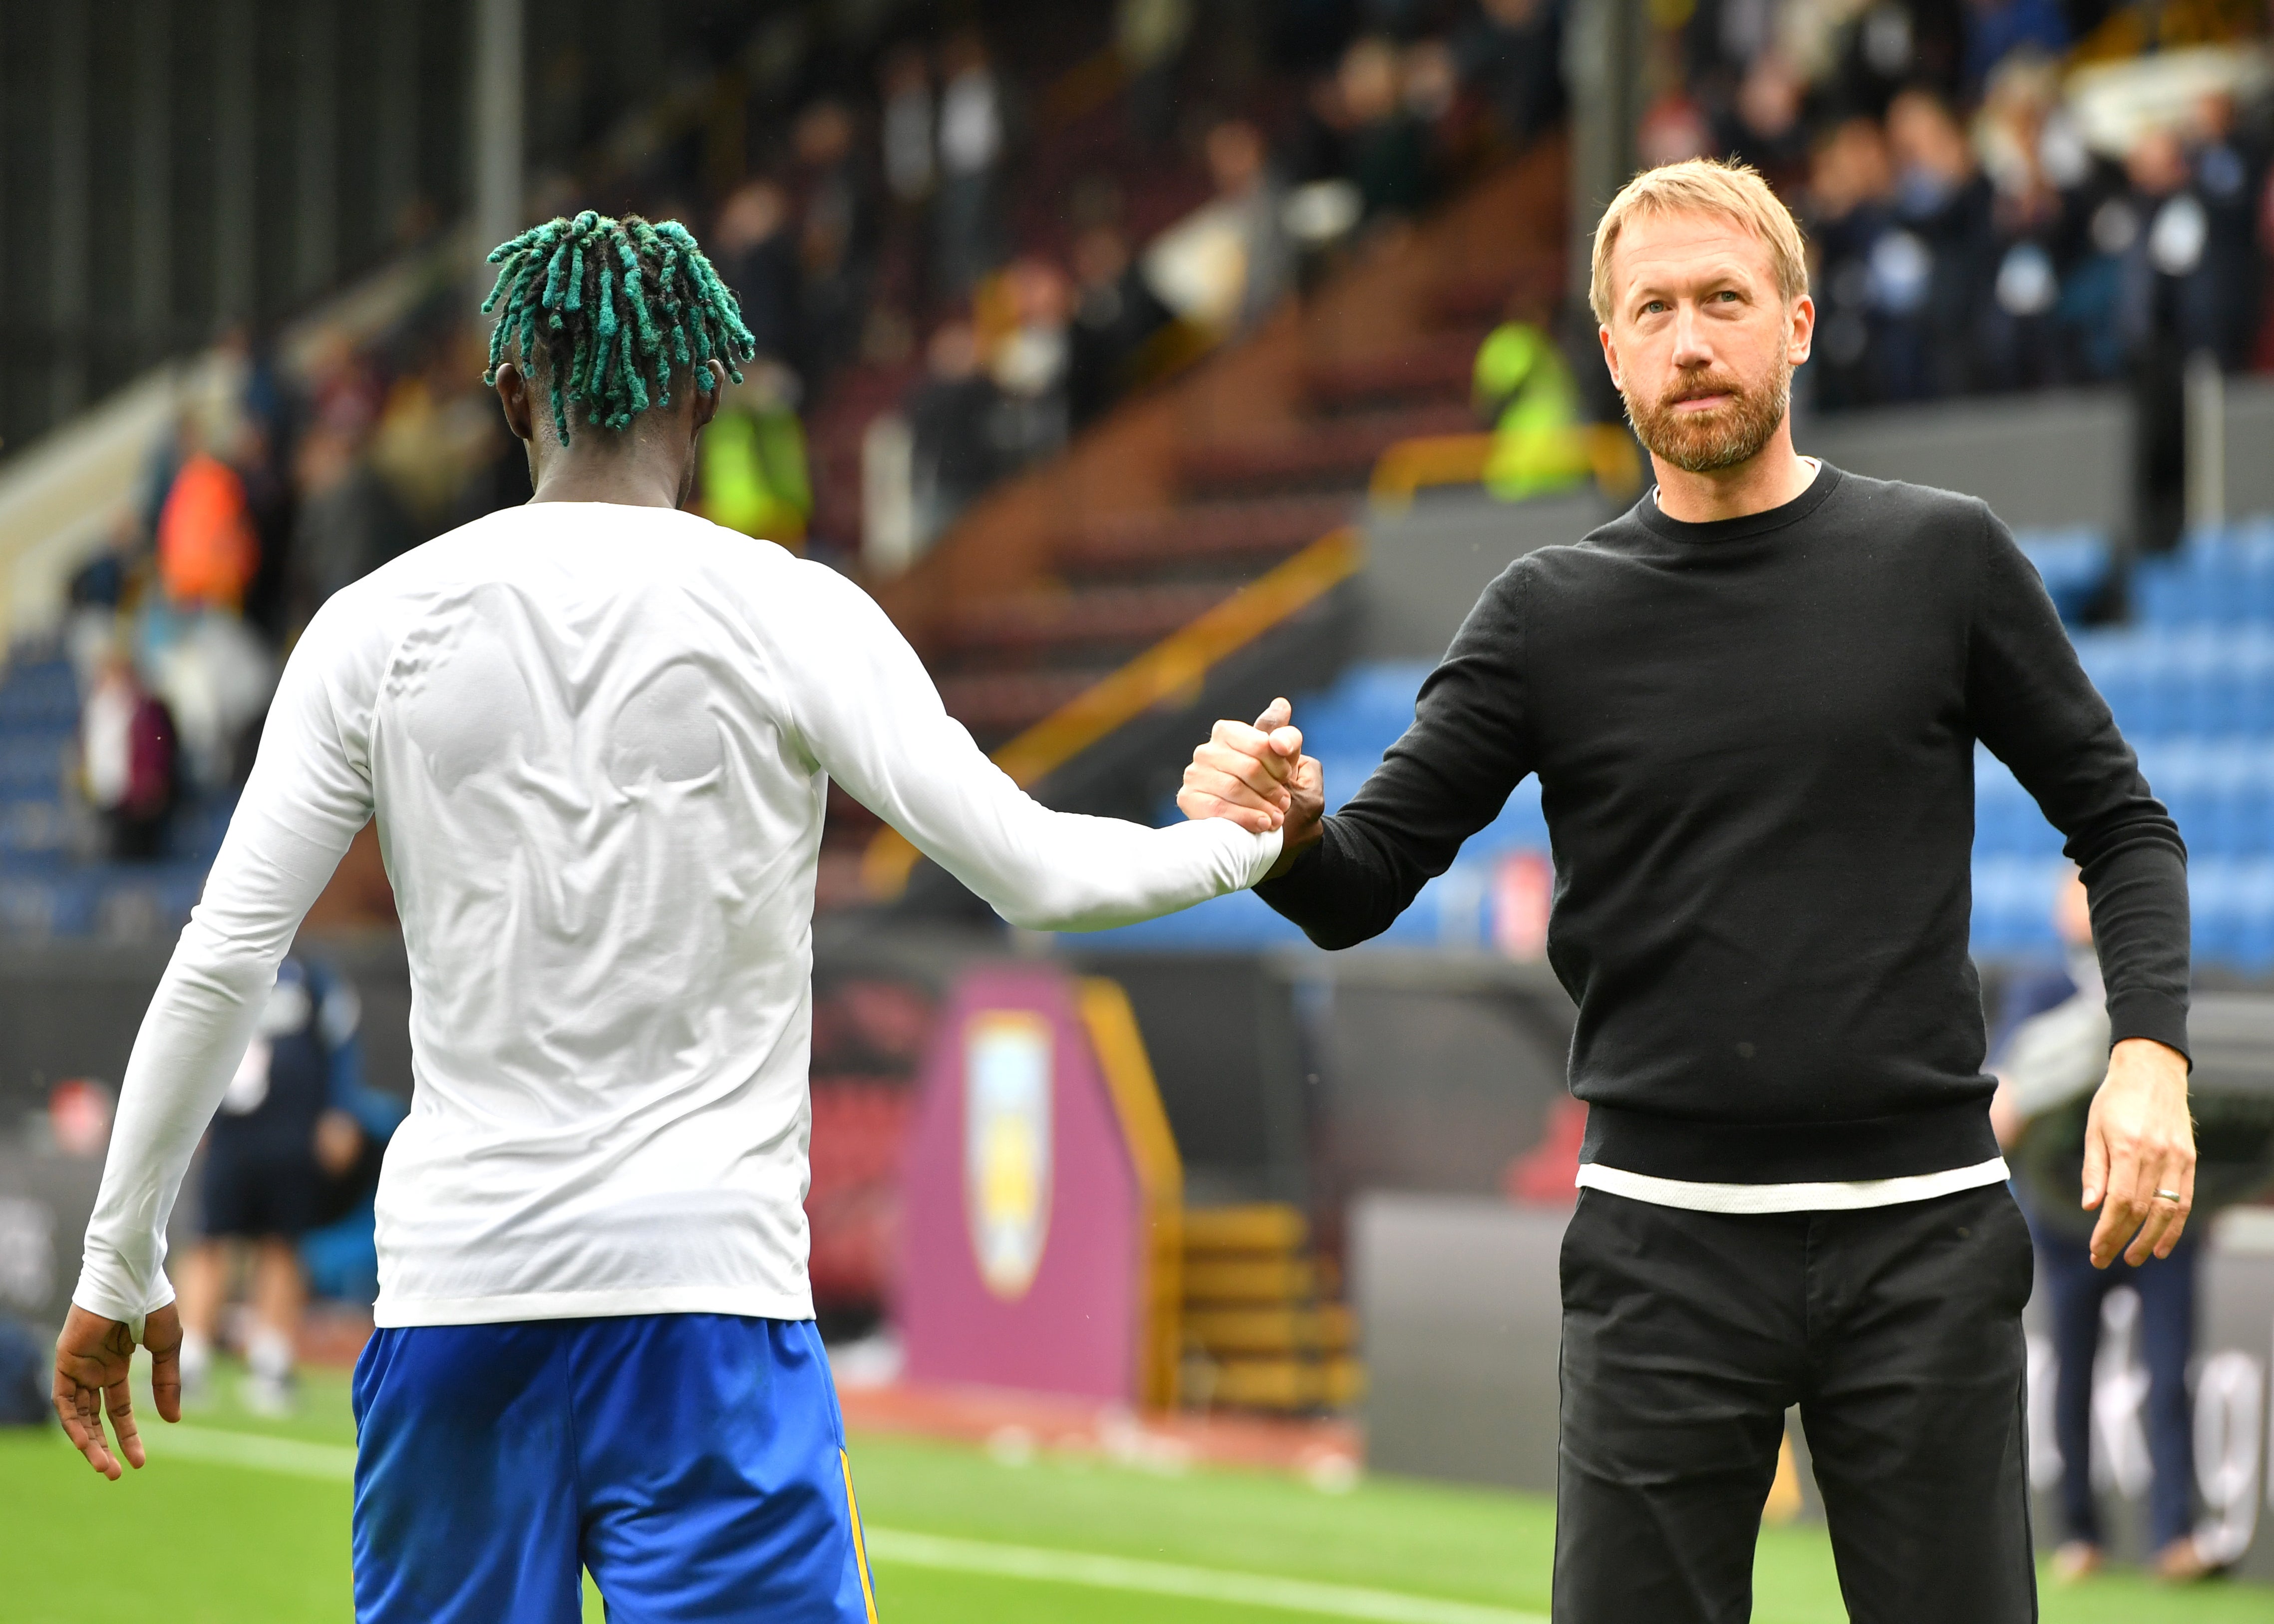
[1669,302,1713,366]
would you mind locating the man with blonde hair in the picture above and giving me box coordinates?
[1182,159,2194,1621]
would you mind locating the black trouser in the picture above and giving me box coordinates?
[1555,1183,2038,1624]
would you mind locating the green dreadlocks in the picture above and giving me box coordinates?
[480,211,758,444]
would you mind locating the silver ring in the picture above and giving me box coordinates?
[2154,1189,2183,1202]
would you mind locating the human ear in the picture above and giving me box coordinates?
[1786,294,1815,368]
[494,360,536,443]
[1597,324,1624,392]
[691,360,728,432]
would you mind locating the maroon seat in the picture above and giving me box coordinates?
[1058,495,1352,579]
[1178,403,1479,498]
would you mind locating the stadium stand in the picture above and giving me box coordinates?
[0,648,227,943]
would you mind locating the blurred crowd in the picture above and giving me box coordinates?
[688,5,1568,568]
[61,308,533,862]
[53,2,1569,861]
[56,2,2274,863]
[1636,0,2274,415]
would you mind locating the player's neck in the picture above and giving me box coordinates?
[1649,424,1815,525]
[526,415,693,510]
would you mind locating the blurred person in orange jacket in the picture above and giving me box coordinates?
[156,448,259,612]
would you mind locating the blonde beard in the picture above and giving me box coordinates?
[1625,359,1792,475]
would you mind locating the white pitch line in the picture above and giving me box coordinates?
[146,1423,357,1480]
[863,1527,1548,1624]
[135,1424,1549,1624]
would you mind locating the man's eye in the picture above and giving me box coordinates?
[1642,300,1667,315]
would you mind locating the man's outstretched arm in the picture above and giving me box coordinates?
[61,598,377,1473]
[1182,565,1537,949]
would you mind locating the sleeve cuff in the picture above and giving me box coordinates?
[1242,827,1285,890]
[2107,994,2191,1070]
[72,1267,175,1327]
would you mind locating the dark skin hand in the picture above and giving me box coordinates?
[54,1301,183,1479]
[492,354,728,509]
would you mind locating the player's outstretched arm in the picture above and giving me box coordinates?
[782,572,1285,932]
[53,1302,182,1479]
[70,599,378,1405]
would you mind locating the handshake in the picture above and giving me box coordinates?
[1178,697,1327,878]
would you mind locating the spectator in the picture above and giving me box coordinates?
[878,44,937,317]
[983,258,1074,471]
[1725,54,1811,194]
[1216,120,1296,331]
[289,424,412,630]
[698,361,813,552]
[1115,0,1194,152]
[1453,0,1565,153]
[1472,315,1591,500]
[137,607,274,793]
[793,99,879,396]
[1989,871,2208,1584]
[1335,36,1430,220]
[79,646,177,862]
[176,955,386,1414]
[879,45,935,208]
[1975,58,2070,390]
[155,448,261,613]
[1068,223,1173,427]
[1805,116,1900,409]
[1883,87,1995,398]
[905,321,1002,548]
[1142,121,1297,342]
[1638,85,1717,170]
[2119,126,2214,554]
[2188,91,2265,369]
[935,30,1009,300]
[711,180,803,373]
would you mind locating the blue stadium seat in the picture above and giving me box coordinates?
[2014,529,2111,625]
[0,732,68,796]
[1971,857,2068,955]
[0,658,79,731]
[2191,858,2274,974]
[0,868,99,939]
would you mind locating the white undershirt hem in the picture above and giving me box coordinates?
[1576,1156,2011,1214]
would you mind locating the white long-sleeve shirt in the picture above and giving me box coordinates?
[75,503,1280,1328]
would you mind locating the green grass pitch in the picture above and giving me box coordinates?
[2,1359,2267,1623]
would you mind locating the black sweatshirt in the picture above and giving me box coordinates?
[1259,464,2191,1184]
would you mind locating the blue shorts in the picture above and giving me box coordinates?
[350,1314,879,1624]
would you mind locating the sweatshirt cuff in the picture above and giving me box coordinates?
[2107,993,2191,1069]
[1241,827,1285,890]
[72,1259,175,1327]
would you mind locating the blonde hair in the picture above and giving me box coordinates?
[1588,158,1809,325]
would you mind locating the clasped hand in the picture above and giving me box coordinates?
[1178,698,1326,878]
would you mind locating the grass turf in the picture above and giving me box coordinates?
[2,1360,2266,1623]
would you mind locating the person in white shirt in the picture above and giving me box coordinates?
[54,211,1299,1624]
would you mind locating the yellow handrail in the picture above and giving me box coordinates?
[1368,424,1643,510]
[860,525,1364,901]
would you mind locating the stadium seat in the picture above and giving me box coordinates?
[2013,529,2111,626]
